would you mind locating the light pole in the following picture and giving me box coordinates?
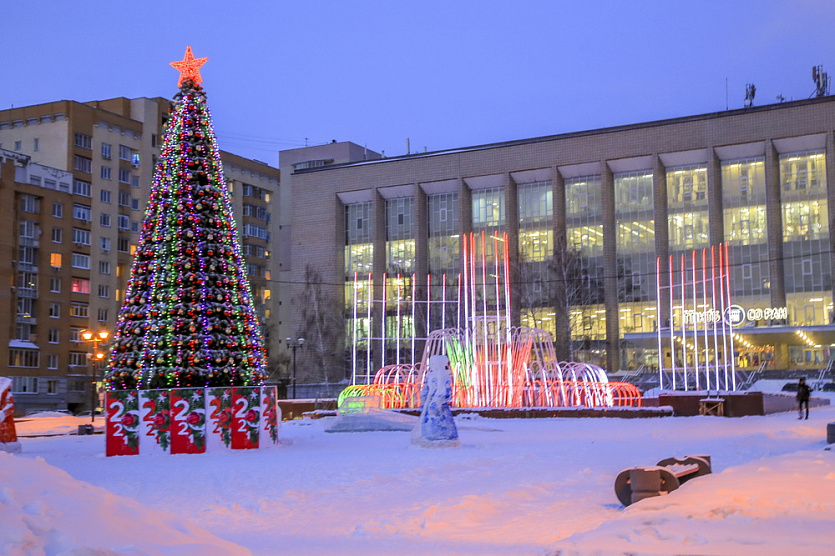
[285,337,305,399]
[81,329,109,423]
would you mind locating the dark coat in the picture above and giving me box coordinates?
[797,382,812,402]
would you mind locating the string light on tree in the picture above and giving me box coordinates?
[105,47,267,391]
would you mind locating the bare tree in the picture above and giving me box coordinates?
[298,264,345,384]
[516,238,604,361]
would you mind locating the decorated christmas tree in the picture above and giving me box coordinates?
[105,47,267,391]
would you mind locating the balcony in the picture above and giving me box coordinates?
[19,236,39,248]
[17,287,38,298]
[15,315,36,325]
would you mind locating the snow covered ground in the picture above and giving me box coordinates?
[3,393,835,555]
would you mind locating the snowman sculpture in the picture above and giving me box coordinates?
[412,355,459,448]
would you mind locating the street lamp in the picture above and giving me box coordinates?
[81,329,109,423]
[285,337,305,399]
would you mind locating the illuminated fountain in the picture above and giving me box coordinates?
[341,232,642,409]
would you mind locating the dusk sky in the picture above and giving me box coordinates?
[3,1,835,165]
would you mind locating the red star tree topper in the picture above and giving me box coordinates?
[170,46,209,86]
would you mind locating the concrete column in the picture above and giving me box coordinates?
[552,166,570,361]
[653,156,670,335]
[601,162,620,372]
[459,177,472,237]
[414,185,429,338]
[707,148,725,247]
[372,191,387,371]
[826,132,835,316]
[505,173,520,324]
[765,140,786,308]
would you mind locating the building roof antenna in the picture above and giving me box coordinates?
[744,83,756,108]
[812,65,830,97]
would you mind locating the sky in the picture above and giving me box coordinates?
[3,1,835,166]
[3,380,835,554]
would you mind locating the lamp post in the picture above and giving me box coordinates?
[285,337,305,399]
[81,329,109,423]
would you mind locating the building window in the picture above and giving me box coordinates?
[14,323,32,341]
[72,180,91,197]
[18,245,35,266]
[101,166,112,180]
[74,133,92,149]
[10,350,40,369]
[242,183,268,201]
[47,379,58,394]
[472,188,505,228]
[53,202,63,218]
[100,213,111,227]
[71,253,90,269]
[49,302,60,318]
[73,155,92,173]
[19,220,36,239]
[16,297,34,318]
[118,190,131,206]
[97,308,108,322]
[47,355,59,371]
[518,181,554,263]
[50,253,62,268]
[100,189,111,203]
[243,204,270,220]
[69,352,87,367]
[118,168,131,183]
[101,142,112,159]
[33,138,39,151]
[14,140,22,151]
[242,223,269,240]
[243,243,268,258]
[70,302,89,318]
[48,328,60,343]
[11,376,38,392]
[52,227,63,243]
[100,237,111,252]
[50,277,61,293]
[72,278,91,294]
[72,228,90,245]
[119,144,131,160]
[117,237,130,252]
[98,284,110,298]
[73,204,91,222]
[117,215,130,230]
[99,260,111,274]
[742,264,753,280]
[69,327,84,343]
[20,194,40,214]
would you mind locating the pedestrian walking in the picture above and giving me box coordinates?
[797,377,812,420]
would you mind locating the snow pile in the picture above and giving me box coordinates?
[6,396,835,555]
[326,407,417,432]
[15,413,101,437]
[0,451,248,555]
[553,449,835,555]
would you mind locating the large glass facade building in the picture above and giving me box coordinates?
[284,96,835,378]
